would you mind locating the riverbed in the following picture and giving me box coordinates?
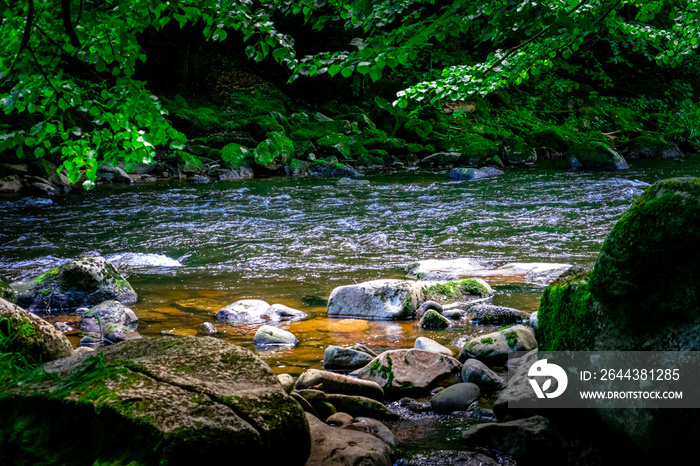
[2,158,699,374]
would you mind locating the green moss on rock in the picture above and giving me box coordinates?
[221,143,251,168]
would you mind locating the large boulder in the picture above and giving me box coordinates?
[0,337,310,464]
[461,358,505,393]
[430,382,481,414]
[565,141,629,171]
[352,349,462,397]
[327,279,493,320]
[13,257,137,312]
[536,178,700,457]
[459,325,537,366]
[0,298,74,363]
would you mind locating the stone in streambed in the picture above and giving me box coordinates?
[461,415,565,464]
[352,349,462,397]
[466,304,528,324]
[0,298,74,362]
[216,299,307,324]
[566,141,629,171]
[295,369,384,400]
[324,394,399,421]
[305,413,392,466]
[277,373,295,393]
[430,382,481,414]
[459,325,537,366]
[414,336,453,356]
[13,256,137,312]
[80,300,139,334]
[415,300,443,318]
[448,167,503,181]
[253,325,297,346]
[323,345,374,370]
[419,309,450,329]
[461,358,505,393]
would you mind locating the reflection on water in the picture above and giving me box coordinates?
[2,158,699,373]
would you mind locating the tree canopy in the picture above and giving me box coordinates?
[1,0,698,186]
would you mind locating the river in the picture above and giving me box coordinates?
[1,158,698,374]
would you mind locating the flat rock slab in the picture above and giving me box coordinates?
[353,349,462,397]
[305,413,392,466]
[0,337,310,465]
[296,369,384,400]
[407,259,572,286]
[327,279,493,320]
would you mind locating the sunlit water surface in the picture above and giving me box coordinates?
[2,158,699,374]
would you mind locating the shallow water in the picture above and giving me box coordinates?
[2,157,699,374]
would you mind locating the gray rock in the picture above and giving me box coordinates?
[337,177,370,186]
[459,325,537,366]
[96,163,133,183]
[80,300,139,334]
[466,304,528,324]
[415,300,443,318]
[323,345,374,370]
[327,279,493,320]
[493,350,539,420]
[461,359,505,393]
[55,321,74,333]
[419,309,450,329]
[461,415,565,463]
[353,349,462,397]
[296,369,385,400]
[217,169,243,180]
[13,256,137,312]
[277,373,295,393]
[398,397,432,413]
[104,323,142,344]
[448,167,503,181]
[190,175,210,184]
[6,337,310,464]
[253,325,297,346]
[306,413,392,466]
[0,298,74,362]
[430,382,481,414]
[325,394,399,421]
[0,175,23,193]
[28,180,60,196]
[199,322,217,334]
[326,412,353,425]
[566,141,629,171]
[348,417,396,446]
[215,300,307,324]
[414,336,453,356]
[529,311,539,333]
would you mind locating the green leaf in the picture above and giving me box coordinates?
[357,61,371,75]
[328,64,342,77]
[341,66,354,78]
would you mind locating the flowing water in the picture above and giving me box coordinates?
[2,158,699,375]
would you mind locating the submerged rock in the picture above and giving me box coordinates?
[0,298,74,362]
[459,325,537,366]
[215,299,307,324]
[327,279,493,320]
[1,337,310,465]
[466,304,528,324]
[448,167,503,181]
[13,256,137,312]
[353,349,462,397]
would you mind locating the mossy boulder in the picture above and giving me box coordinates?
[290,120,352,141]
[621,135,684,159]
[589,177,700,327]
[316,133,352,159]
[401,119,433,141]
[0,276,15,303]
[500,136,537,165]
[0,298,74,363]
[28,158,58,179]
[358,127,388,147]
[0,337,310,465]
[80,300,139,335]
[169,150,204,174]
[251,115,285,137]
[253,132,294,169]
[566,141,629,171]
[419,309,450,329]
[527,127,580,159]
[458,325,537,366]
[352,349,462,397]
[439,134,498,166]
[221,143,251,168]
[13,257,137,313]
